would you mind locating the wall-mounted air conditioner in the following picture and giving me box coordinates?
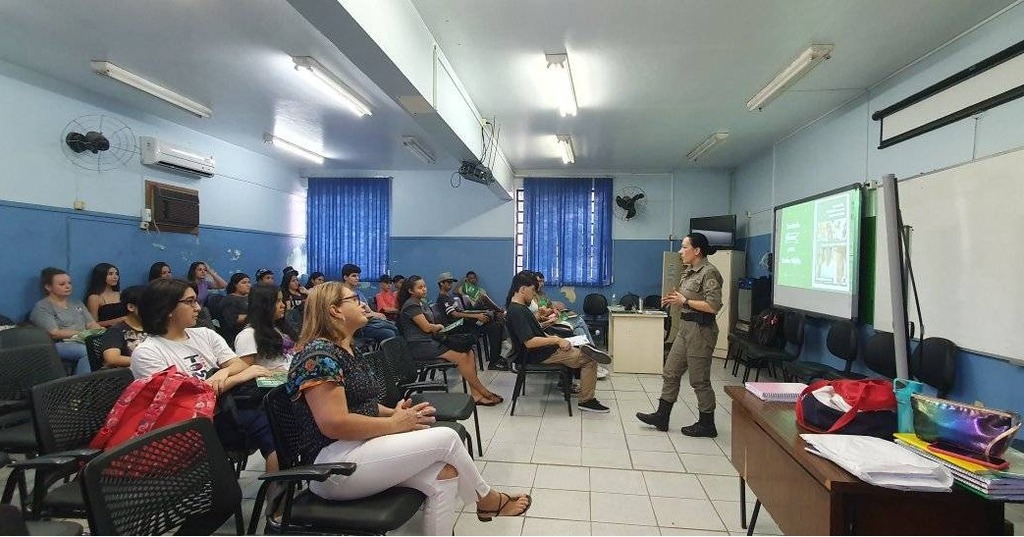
[140,136,215,177]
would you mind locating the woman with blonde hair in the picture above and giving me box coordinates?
[285,282,530,535]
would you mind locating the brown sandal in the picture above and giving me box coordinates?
[475,394,504,406]
[477,492,532,522]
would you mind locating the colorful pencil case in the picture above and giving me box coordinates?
[911,393,1020,458]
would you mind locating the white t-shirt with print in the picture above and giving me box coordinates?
[233,326,292,370]
[130,327,236,379]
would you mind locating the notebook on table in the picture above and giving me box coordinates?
[744,382,808,403]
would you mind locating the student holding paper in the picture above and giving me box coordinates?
[637,233,724,437]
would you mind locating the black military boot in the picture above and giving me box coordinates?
[680,411,717,438]
[636,398,674,432]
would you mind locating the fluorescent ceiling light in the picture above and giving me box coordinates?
[687,131,729,162]
[91,61,211,118]
[402,136,436,164]
[292,56,372,117]
[545,53,578,117]
[556,134,575,164]
[264,132,325,165]
[747,44,834,112]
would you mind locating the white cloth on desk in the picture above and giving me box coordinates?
[801,434,953,492]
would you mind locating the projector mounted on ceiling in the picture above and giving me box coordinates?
[457,160,495,185]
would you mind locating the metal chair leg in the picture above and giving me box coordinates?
[472,406,483,457]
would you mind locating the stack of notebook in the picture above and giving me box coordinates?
[744,382,808,403]
[894,433,1024,500]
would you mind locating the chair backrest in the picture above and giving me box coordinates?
[364,348,403,408]
[379,336,421,387]
[84,333,106,371]
[642,295,662,310]
[862,331,897,378]
[81,418,242,536]
[826,319,859,370]
[31,368,134,454]
[0,344,66,403]
[620,293,640,311]
[427,302,447,325]
[264,386,330,470]
[285,305,304,335]
[782,311,806,348]
[910,337,957,398]
[204,293,226,321]
[0,327,52,349]
[582,294,608,316]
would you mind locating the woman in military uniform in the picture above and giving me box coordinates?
[636,232,723,437]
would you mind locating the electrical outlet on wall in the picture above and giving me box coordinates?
[73,200,85,210]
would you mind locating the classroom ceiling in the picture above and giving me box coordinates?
[0,0,1013,175]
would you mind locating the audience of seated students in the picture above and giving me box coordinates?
[187,261,227,306]
[285,282,530,535]
[234,284,296,371]
[435,272,508,371]
[374,274,399,320]
[29,267,100,375]
[255,267,275,286]
[341,263,399,343]
[455,271,506,317]
[148,261,172,282]
[280,269,307,311]
[505,270,611,413]
[130,278,279,475]
[218,272,252,346]
[98,286,147,368]
[305,271,326,289]
[84,262,127,328]
[398,275,504,406]
[534,271,607,379]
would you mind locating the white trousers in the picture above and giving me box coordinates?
[310,426,489,535]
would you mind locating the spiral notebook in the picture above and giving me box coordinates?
[744,382,808,403]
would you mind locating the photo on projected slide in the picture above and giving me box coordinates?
[777,191,854,293]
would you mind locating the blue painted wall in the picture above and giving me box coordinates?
[729,5,1024,415]
[1,201,304,320]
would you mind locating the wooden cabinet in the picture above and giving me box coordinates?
[661,249,743,357]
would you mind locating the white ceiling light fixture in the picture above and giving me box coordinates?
[746,44,834,112]
[545,53,578,117]
[556,134,575,164]
[263,132,324,165]
[402,136,436,164]
[687,131,730,162]
[90,61,211,118]
[292,56,373,117]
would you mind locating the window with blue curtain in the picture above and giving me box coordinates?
[523,177,612,286]
[306,177,391,279]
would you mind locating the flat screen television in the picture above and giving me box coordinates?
[690,214,737,250]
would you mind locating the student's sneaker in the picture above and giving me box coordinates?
[580,345,612,364]
[578,399,610,413]
[596,366,610,380]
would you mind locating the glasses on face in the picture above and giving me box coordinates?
[178,297,199,307]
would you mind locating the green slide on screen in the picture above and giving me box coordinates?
[777,190,859,294]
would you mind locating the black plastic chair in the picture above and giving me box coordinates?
[0,327,53,349]
[735,311,805,382]
[582,294,609,347]
[380,337,482,456]
[8,369,134,521]
[642,294,662,310]
[507,331,573,417]
[0,344,67,456]
[249,387,424,535]
[428,302,485,370]
[0,463,82,536]
[861,331,898,379]
[364,348,474,457]
[83,333,106,372]
[619,293,640,311]
[81,418,243,536]
[786,319,859,382]
[910,337,957,398]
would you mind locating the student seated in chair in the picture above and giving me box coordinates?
[533,272,607,379]
[504,271,611,413]
[435,272,508,371]
[99,285,148,368]
[286,281,531,535]
[454,271,505,320]
[374,274,399,321]
[234,284,296,371]
[84,262,126,328]
[341,263,398,344]
[30,267,101,375]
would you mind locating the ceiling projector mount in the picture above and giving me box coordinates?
[457,160,495,185]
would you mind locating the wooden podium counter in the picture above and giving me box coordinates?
[725,386,1004,535]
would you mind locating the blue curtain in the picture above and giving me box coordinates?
[306,177,391,280]
[523,177,612,286]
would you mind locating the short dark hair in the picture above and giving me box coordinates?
[685,232,717,257]
[379,274,392,283]
[392,274,405,282]
[533,271,545,279]
[226,273,250,294]
[139,278,193,335]
[342,264,361,277]
[505,270,539,306]
[148,262,170,282]
[40,267,68,295]
[465,271,477,278]
[120,285,145,307]
[305,271,325,288]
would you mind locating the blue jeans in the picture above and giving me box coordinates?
[358,318,399,343]
[55,341,92,375]
[569,316,595,345]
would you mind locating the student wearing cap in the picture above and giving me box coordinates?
[255,268,275,285]
[435,272,507,371]
[375,275,399,321]
[341,263,399,343]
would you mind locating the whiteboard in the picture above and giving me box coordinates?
[874,147,1024,364]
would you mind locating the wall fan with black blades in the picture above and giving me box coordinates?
[614,186,647,221]
[61,114,136,172]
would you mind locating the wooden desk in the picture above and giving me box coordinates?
[608,311,667,374]
[725,386,1004,535]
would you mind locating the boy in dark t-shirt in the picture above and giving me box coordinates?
[99,286,148,368]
